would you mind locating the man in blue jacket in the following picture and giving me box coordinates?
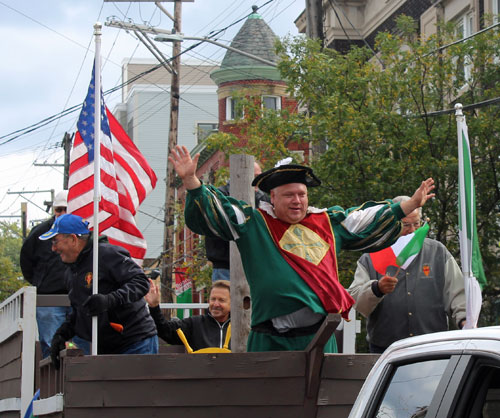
[40,214,158,368]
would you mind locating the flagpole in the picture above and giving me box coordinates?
[92,22,102,355]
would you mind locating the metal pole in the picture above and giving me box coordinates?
[92,22,103,356]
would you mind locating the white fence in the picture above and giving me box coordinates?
[0,286,37,418]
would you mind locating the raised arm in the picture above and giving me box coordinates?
[168,145,201,190]
[400,178,435,215]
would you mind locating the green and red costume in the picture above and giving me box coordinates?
[185,184,405,352]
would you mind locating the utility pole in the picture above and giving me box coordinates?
[161,0,182,306]
[63,132,74,189]
[21,202,27,239]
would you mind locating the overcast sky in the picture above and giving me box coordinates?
[0,0,303,226]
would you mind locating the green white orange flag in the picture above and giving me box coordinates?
[456,104,486,329]
[369,223,429,275]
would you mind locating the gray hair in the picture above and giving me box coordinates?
[392,195,422,216]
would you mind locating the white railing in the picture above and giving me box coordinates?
[158,303,209,318]
[0,286,37,418]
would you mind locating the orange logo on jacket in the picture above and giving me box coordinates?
[85,272,93,288]
[422,265,430,276]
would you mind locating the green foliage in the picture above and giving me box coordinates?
[0,222,27,303]
[274,18,500,298]
[205,90,304,170]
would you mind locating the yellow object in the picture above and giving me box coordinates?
[175,323,231,354]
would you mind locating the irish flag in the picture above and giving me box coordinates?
[456,104,485,328]
[370,223,429,275]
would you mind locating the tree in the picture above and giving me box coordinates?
[273,16,500,317]
[0,222,26,302]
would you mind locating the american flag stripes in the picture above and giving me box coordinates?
[68,68,157,265]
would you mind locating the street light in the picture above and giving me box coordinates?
[154,34,278,67]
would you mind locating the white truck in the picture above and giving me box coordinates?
[349,326,500,418]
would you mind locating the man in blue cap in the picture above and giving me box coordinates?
[40,213,158,367]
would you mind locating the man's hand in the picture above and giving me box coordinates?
[378,275,398,294]
[401,178,436,215]
[168,145,201,190]
[83,294,111,316]
[145,278,160,308]
[50,333,66,370]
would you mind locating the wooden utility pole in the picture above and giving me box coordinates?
[63,132,74,189]
[21,202,27,240]
[161,0,182,305]
[229,155,254,352]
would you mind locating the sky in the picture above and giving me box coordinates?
[0,0,303,227]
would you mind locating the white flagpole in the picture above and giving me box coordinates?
[92,22,102,355]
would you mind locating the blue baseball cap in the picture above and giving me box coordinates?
[39,214,90,240]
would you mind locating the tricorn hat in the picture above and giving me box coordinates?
[251,161,321,194]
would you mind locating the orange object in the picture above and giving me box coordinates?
[110,322,124,333]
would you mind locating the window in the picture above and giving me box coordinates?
[197,123,218,143]
[494,0,500,23]
[456,12,474,82]
[374,358,450,418]
[226,97,243,121]
[262,95,281,111]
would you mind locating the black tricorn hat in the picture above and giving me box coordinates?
[251,164,321,193]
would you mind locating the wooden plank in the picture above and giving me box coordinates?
[64,377,306,407]
[317,379,366,405]
[0,333,22,368]
[317,404,352,418]
[0,357,22,382]
[64,352,307,381]
[65,405,310,418]
[0,378,21,400]
[321,354,379,379]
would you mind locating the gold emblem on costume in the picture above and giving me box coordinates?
[422,265,430,276]
[279,224,329,265]
[85,272,93,288]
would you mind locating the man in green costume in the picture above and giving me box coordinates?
[169,145,435,352]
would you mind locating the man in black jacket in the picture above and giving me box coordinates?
[145,279,230,351]
[20,190,69,358]
[206,162,270,282]
[40,214,158,367]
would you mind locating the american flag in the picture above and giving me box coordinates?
[68,67,157,265]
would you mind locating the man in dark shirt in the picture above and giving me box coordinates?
[20,190,69,358]
[146,279,230,351]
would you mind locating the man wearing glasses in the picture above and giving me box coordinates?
[348,195,466,353]
[20,190,70,358]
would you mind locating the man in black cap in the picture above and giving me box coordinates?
[169,145,435,352]
[20,190,69,358]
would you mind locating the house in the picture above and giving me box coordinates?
[113,59,219,262]
[296,0,500,52]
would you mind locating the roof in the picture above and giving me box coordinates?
[211,6,282,84]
